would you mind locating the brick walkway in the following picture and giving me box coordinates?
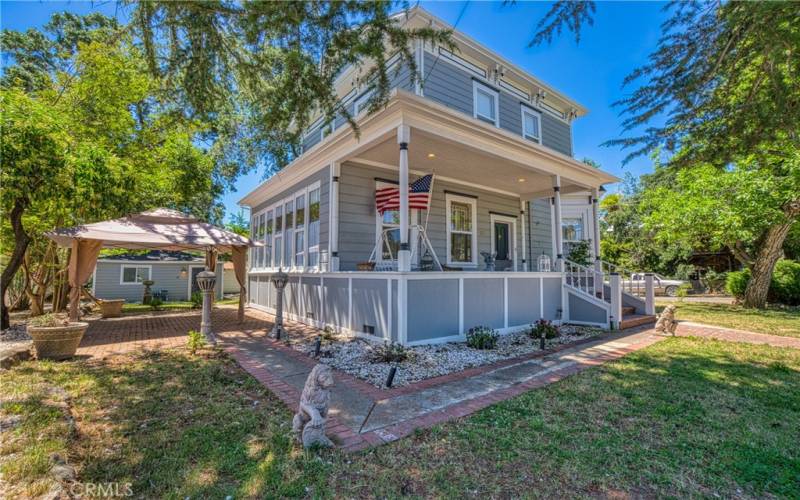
[675,321,800,349]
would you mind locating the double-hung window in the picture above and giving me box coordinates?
[307,187,321,267]
[445,194,478,266]
[249,215,257,268]
[294,193,306,267]
[521,106,541,142]
[257,213,266,267]
[562,217,584,242]
[284,199,294,268]
[264,210,273,267]
[120,265,151,285]
[274,206,283,268]
[473,81,499,126]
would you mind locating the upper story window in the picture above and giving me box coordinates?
[473,81,499,126]
[320,118,335,140]
[521,106,541,142]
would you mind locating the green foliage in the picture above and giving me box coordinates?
[726,270,751,300]
[726,261,800,306]
[186,329,206,356]
[190,292,203,309]
[466,326,498,350]
[129,1,453,172]
[225,209,250,237]
[370,342,414,364]
[770,260,800,306]
[149,298,164,311]
[528,319,560,340]
[567,240,591,267]
[27,313,67,328]
[675,284,692,302]
[701,270,728,294]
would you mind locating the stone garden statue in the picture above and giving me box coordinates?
[480,251,497,271]
[292,364,335,448]
[655,304,678,335]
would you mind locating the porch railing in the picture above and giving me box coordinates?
[564,259,604,301]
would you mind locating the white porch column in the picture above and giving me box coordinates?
[592,187,603,295]
[520,199,528,271]
[398,125,411,272]
[552,175,564,271]
[609,273,623,330]
[644,273,656,315]
[329,161,341,271]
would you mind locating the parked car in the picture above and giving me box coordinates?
[628,273,689,297]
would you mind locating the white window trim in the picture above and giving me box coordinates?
[473,80,499,127]
[562,215,586,243]
[119,265,152,285]
[252,180,322,272]
[373,180,419,265]
[445,194,478,267]
[521,105,542,143]
[490,214,517,271]
[307,185,322,269]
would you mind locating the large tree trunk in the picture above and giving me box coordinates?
[1,200,31,330]
[743,221,793,308]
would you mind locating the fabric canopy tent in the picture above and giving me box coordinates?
[47,208,256,322]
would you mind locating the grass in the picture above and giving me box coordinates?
[121,296,240,313]
[657,300,800,338]
[2,338,798,498]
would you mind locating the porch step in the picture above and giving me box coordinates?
[620,314,656,330]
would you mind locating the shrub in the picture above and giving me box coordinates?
[321,326,336,341]
[149,297,164,310]
[726,260,800,305]
[528,319,560,339]
[567,240,591,266]
[466,326,498,350]
[191,291,203,309]
[701,270,728,294]
[676,283,692,301]
[187,329,206,354]
[370,341,414,363]
[726,269,751,299]
[770,260,800,305]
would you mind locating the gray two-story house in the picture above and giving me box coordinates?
[238,7,653,345]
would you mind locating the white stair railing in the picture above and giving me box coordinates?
[563,259,604,301]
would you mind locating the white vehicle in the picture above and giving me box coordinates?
[628,273,689,297]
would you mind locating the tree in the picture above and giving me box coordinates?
[530,1,800,308]
[127,1,452,174]
[1,16,220,329]
[225,209,251,237]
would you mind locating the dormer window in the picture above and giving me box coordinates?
[521,106,541,142]
[473,81,499,126]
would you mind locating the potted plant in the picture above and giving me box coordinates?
[97,299,125,318]
[26,313,89,360]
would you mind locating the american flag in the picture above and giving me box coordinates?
[375,174,433,213]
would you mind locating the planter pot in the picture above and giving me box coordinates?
[27,322,89,360]
[98,299,125,318]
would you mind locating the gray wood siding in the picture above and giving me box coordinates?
[337,162,523,270]
[93,261,222,302]
[528,198,553,264]
[422,51,573,156]
[250,165,330,260]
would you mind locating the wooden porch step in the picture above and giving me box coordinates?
[622,305,636,316]
[620,314,656,330]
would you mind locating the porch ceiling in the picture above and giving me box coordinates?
[352,128,588,198]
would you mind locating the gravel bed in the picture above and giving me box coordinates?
[0,324,30,343]
[289,325,603,388]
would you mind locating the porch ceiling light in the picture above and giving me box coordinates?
[517,178,526,183]
[427,153,436,159]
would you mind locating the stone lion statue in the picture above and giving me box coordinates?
[292,364,335,448]
[655,304,678,335]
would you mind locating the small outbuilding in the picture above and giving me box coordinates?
[92,251,224,303]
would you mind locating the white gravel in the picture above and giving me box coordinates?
[289,325,603,388]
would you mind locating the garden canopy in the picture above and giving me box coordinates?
[47,208,255,321]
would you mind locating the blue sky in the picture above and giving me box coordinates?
[1,1,668,222]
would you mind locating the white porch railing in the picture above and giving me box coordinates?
[563,259,603,301]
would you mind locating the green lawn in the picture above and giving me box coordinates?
[657,300,800,338]
[2,338,798,498]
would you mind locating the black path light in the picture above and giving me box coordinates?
[270,268,289,340]
[385,365,397,388]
